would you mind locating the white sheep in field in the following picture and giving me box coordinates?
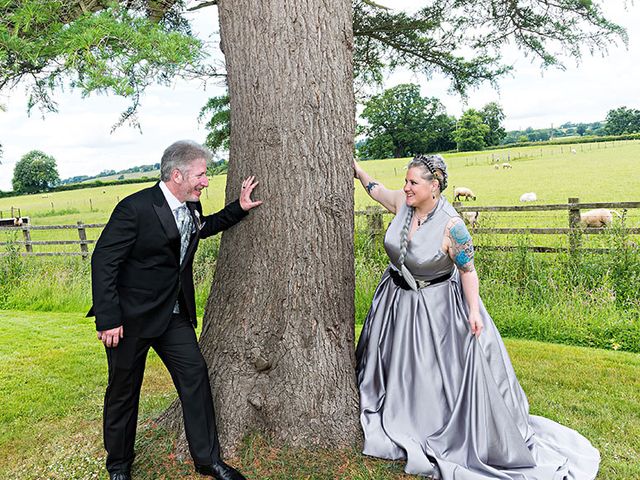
[519,192,537,202]
[580,208,622,228]
[462,211,480,228]
[454,186,476,201]
[571,148,577,155]
[501,162,512,169]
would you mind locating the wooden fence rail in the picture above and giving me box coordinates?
[355,198,640,254]
[0,221,104,258]
[1,198,639,257]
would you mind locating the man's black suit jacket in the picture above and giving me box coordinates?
[88,183,247,338]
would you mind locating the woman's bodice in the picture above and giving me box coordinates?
[384,198,459,280]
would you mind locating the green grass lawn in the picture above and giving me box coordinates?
[0,310,638,479]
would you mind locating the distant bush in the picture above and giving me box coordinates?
[496,132,640,149]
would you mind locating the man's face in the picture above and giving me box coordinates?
[173,158,209,203]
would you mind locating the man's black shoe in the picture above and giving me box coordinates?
[109,473,131,480]
[195,460,247,480]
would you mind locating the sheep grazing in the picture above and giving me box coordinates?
[519,192,537,202]
[579,208,622,228]
[454,187,477,201]
[501,162,512,169]
[571,148,577,155]
[462,211,479,228]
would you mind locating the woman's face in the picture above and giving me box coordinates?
[404,166,435,209]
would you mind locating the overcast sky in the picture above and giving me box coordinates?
[1,2,639,192]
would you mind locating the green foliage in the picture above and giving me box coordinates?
[353,0,625,94]
[0,256,91,312]
[605,106,640,135]
[503,121,606,144]
[499,131,640,149]
[0,0,204,126]
[358,83,455,159]
[0,233,24,305]
[207,160,228,176]
[199,94,230,155]
[454,109,489,151]
[480,102,506,146]
[12,150,60,194]
[478,244,640,353]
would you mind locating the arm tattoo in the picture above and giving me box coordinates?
[365,182,379,194]
[449,220,475,272]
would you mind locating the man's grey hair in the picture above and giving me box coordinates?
[160,140,212,181]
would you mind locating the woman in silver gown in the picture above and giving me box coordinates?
[353,154,599,479]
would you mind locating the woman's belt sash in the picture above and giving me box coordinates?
[390,268,453,290]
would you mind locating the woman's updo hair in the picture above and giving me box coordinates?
[407,154,448,193]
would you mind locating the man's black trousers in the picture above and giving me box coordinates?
[103,314,220,474]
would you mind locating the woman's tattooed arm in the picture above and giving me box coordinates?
[447,218,475,272]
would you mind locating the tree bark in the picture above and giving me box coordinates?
[162,0,361,455]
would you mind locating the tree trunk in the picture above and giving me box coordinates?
[162,0,361,455]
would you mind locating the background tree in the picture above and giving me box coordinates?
[454,109,490,151]
[0,0,629,456]
[199,95,230,155]
[576,123,587,136]
[480,102,506,146]
[12,150,60,194]
[426,113,458,153]
[605,106,640,135]
[359,83,455,159]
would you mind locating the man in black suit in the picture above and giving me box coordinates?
[88,140,261,480]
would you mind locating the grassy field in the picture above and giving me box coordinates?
[0,311,638,480]
[1,140,638,256]
[1,140,639,253]
[1,140,639,223]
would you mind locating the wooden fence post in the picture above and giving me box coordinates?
[77,221,89,259]
[568,197,581,254]
[366,206,383,242]
[22,225,33,253]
